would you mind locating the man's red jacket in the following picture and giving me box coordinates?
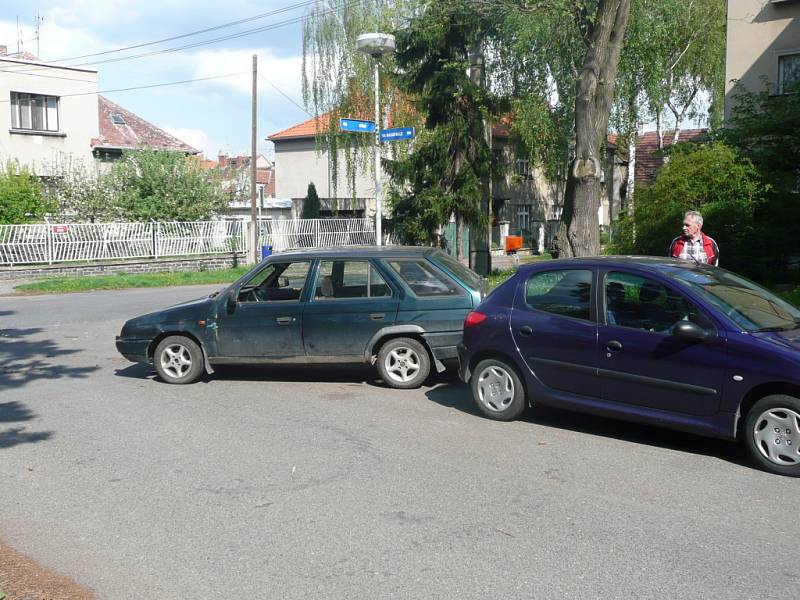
[669,233,719,266]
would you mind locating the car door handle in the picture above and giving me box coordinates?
[276,316,293,325]
[370,313,385,321]
[519,325,533,336]
[606,340,623,351]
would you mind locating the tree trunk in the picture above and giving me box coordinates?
[559,0,632,258]
[455,212,464,261]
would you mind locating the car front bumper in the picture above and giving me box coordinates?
[115,337,151,364]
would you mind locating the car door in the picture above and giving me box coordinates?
[302,259,399,359]
[213,260,311,359]
[510,267,601,398]
[598,269,727,416]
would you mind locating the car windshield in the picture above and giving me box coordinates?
[432,250,482,290]
[670,268,800,332]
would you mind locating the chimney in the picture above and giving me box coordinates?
[0,45,7,56]
[218,154,228,168]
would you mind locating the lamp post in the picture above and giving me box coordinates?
[356,33,395,247]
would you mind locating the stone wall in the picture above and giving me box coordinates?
[0,253,246,281]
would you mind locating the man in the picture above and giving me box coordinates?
[669,210,719,266]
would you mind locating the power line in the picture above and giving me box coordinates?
[0,71,249,102]
[0,0,317,73]
[0,0,358,76]
[258,73,311,116]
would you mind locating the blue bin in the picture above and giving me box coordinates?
[261,245,273,260]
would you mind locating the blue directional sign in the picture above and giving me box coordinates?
[339,118,376,133]
[380,127,415,142]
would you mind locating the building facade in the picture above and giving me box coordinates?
[725,0,800,118]
[0,49,99,175]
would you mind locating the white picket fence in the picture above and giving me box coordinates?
[0,220,244,266]
[258,218,376,252]
[0,218,377,266]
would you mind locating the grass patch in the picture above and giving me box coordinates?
[15,266,250,294]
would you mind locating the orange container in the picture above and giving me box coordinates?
[504,235,523,254]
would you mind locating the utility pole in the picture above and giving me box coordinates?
[250,54,258,264]
[469,42,491,277]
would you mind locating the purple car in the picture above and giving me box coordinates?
[458,257,800,477]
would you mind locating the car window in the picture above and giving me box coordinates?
[238,261,310,303]
[671,269,800,332]
[387,260,463,297]
[431,250,482,290]
[315,260,391,300]
[605,271,713,333]
[525,269,592,321]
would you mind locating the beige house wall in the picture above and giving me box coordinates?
[725,0,800,119]
[273,137,378,218]
[0,58,99,175]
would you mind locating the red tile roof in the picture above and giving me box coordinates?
[269,114,331,141]
[92,96,199,154]
[634,128,707,185]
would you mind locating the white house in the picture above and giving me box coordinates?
[0,48,99,174]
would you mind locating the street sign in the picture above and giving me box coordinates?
[380,127,415,142]
[339,118,376,133]
[52,225,69,234]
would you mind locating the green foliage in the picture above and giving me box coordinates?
[109,149,229,221]
[609,141,768,276]
[43,157,118,223]
[301,182,321,219]
[721,84,800,278]
[0,161,53,224]
[386,0,503,246]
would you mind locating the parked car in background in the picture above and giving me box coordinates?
[458,257,800,477]
[116,246,483,389]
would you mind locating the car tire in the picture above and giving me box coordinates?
[154,336,205,385]
[377,337,431,389]
[743,395,800,477]
[471,358,526,421]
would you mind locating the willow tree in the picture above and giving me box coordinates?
[302,0,421,203]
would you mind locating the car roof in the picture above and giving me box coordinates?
[268,245,438,260]
[518,255,717,278]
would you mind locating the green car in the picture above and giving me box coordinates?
[116,246,484,388]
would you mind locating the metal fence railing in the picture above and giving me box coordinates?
[0,218,378,266]
[0,220,245,266]
[258,218,376,252]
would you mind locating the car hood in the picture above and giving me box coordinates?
[121,296,214,335]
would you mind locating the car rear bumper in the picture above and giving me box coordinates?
[115,337,150,364]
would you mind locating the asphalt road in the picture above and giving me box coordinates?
[0,285,798,599]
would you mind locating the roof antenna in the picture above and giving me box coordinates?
[35,12,44,59]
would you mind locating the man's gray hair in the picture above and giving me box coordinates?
[684,210,703,227]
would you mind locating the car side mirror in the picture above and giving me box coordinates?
[671,321,710,342]
[278,276,290,288]
[227,291,238,313]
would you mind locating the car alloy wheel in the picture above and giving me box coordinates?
[384,347,420,384]
[376,337,431,389]
[154,335,204,385]
[470,358,526,421]
[751,407,800,467]
[744,395,800,477]
[160,343,194,380]
[476,364,516,413]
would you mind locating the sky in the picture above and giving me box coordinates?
[0,0,315,159]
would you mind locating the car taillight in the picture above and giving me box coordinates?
[464,311,487,328]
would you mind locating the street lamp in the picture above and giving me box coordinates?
[357,32,395,247]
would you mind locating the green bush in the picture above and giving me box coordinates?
[0,161,54,224]
[609,141,768,277]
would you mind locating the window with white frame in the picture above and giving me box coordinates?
[515,159,530,179]
[517,205,530,232]
[778,53,800,94]
[10,92,59,132]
